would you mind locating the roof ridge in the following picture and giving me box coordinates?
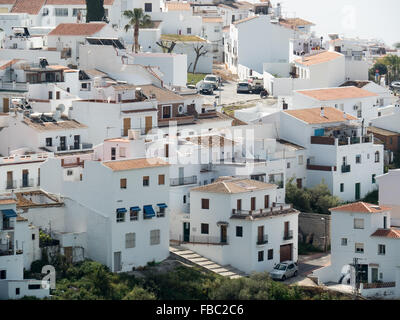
[222,181,232,193]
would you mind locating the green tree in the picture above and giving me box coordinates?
[123,287,156,300]
[394,42,400,49]
[123,9,152,53]
[85,0,105,22]
[369,63,388,81]
[376,55,400,84]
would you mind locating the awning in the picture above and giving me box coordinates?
[143,205,155,218]
[157,203,168,208]
[1,209,17,218]
[116,208,127,214]
[130,206,141,211]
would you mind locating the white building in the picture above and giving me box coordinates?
[314,202,400,299]
[263,107,384,202]
[292,86,380,124]
[0,196,49,300]
[170,177,299,274]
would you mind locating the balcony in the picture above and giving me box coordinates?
[283,230,293,240]
[6,180,17,190]
[173,234,229,246]
[232,204,295,220]
[341,164,351,173]
[158,115,195,127]
[0,81,28,92]
[0,243,14,256]
[307,165,337,172]
[20,178,34,188]
[257,234,268,245]
[311,136,335,145]
[170,175,197,186]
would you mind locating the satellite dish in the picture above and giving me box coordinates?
[56,104,65,113]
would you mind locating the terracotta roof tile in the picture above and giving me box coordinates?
[371,228,400,239]
[0,199,17,205]
[295,51,343,66]
[22,117,87,131]
[186,135,236,148]
[284,107,357,124]
[202,17,223,23]
[296,86,378,101]
[103,158,169,171]
[0,0,16,4]
[10,0,45,14]
[330,202,391,213]
[48,23,107,36]
[191,177,276,194]
[45,0,114,4]
[279,17,314,27]
[166,2,191,11]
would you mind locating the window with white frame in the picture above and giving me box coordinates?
[116,211,125,223]
[150,229,160,245]
[119,147,126,158]
[355,243,364,253]
[354,218,364,229]
[55,8,68,16]
[341,238,348,246]
[125,233,136,248]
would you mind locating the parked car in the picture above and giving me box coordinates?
[390,81,400,93]
[237,81,253,93]
[187,84,197,90]
[269,261,298,281]
[197,81,214,95]
[203,74,220,90]
[247,76,264,93]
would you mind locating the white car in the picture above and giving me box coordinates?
[269,261,298,281]
[203,74,219,90]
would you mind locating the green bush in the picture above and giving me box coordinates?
[30,260,47,274]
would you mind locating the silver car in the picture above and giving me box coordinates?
[269,261,298,281]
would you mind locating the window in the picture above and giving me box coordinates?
[258,250,264,262]
[298,155,303,165]
[375,151,380,163]
[56,91,60,99]
[144,3,152,12]
[201,223,209,234]
[48,91,53,99]
[183,195,186,204]
[341,238,348,246]
[130,208,139,221]
[120,178,127,189]
[267,249,273,260]
[340,183,344,192]
[355,243,364,253]
[0,270,6,279]
[187,28,191,34]
[201,198,209,209]
[116,211,125,223]
[143,176,149,186]
[32,234,35,240]
[16,288,20,295]
[46,137,52,147]
[287,162,291,169]
[354,218,364,229]
[236,226,243,237]
[237,199,242,211]
[119,147,126,158]
[67,170,73,176]
[72,8,86,16]
[158,174,165,185]
[356,155,361,164]
[150,229,160,245]
[125,233,136,248]
[55,8,68,16]
[372,174,376,184]
[378,244,386,255]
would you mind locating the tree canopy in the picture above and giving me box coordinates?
[86,0,105,22]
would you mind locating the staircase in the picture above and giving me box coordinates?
[169,245,246,279]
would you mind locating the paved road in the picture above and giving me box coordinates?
[200,80,275,107]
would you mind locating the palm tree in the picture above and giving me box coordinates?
[123,9,152,53]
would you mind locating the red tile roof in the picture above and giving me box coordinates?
[371,228,400,239]
[48,23,107,36]
[0,0,16,4]
[296,86,378,101]
[103,158,169,171]
[284,107,357,124]
[45,0,114,4]
[330,202,391,213]
[11,0,46,14]
[166,2,191,11]
[295,51,343,67]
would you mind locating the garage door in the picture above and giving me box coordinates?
[280,244,292,262]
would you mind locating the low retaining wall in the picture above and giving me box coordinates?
[299,212,331,250]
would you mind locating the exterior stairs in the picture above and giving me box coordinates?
[169,245,246,279]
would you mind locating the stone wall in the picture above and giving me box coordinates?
[298,212,331,250]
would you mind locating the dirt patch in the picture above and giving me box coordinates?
[127,257,193,278]
[213,63,239,82]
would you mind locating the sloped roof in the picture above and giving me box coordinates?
[103,158,169,171]
[0,198,17,205]
[22,117,87,131]
[233,15,258,25]
[0,0,16,5]
[295,51,343,67]
[11,0,45,14]
[45,0,114,4]
[371,228,400,239]
[340,80,370,88]
[330,202,391,213]
[296,86,378,101]
[48,23,107,36]
[279,17,314,27]
[166,2,191,11]
[284,107,357,124]
[191,177,276,194]
[368,126,399,137]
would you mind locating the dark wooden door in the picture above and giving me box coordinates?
[257,226,264,244]
[264,195,269,208]
[220,225,227,243]
[251,197,256,211]
[183,222,190,242]
[296,178,302,189]
[280,244,292,262]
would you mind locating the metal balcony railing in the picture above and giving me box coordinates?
[257,234,268,245]
[283,230,293,240]
[341,164,351,173]
[170,175,197,186]
[6,180,17,189]
[20,178,34,188]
